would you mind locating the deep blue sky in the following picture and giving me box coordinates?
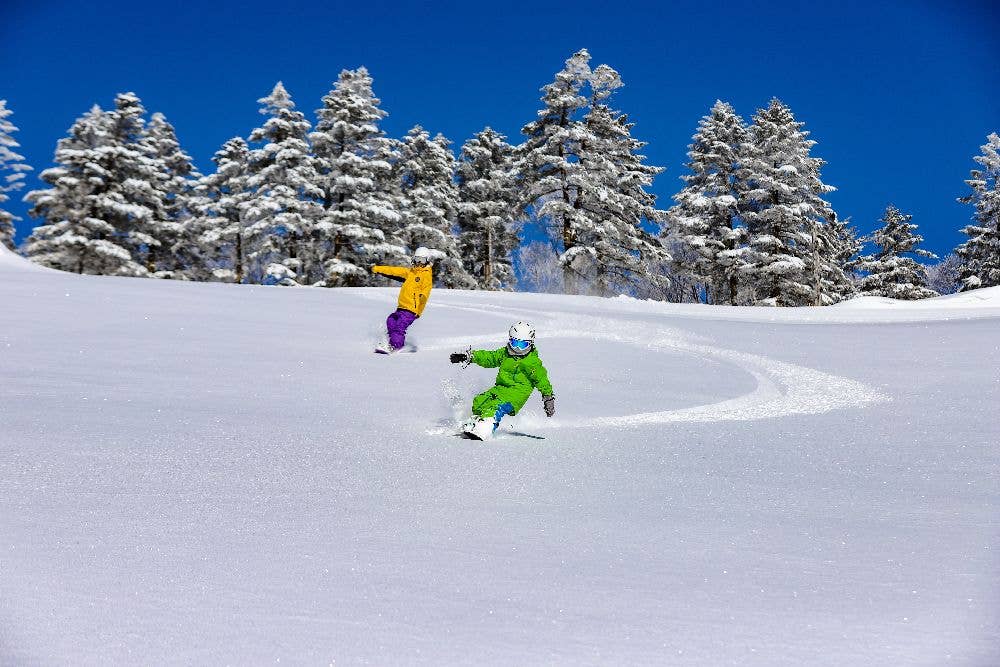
[2,0,997,257]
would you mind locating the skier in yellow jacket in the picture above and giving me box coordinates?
[371,247,433,353]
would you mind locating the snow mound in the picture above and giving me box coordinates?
[835,286,1000,310]
[0,243,49,272]
[927,285,1000,307]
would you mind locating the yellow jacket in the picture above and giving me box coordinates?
[372,264,433,316]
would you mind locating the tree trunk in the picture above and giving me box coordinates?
[484,226,493,289]
[235,233,244,284]
[811,223,821,306]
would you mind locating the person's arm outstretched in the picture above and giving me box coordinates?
[372,265,408,282]
[449,347,505,368]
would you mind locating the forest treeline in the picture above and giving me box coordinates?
[1,50,997,303]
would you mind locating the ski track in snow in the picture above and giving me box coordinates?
[417,300,891,433]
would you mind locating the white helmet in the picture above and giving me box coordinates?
[507,321,535,357]
[412,246,432,266]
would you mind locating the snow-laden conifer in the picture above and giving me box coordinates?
[456,128,520,290]
[519,51,669,296]
[180,137,251,282]
[311,68,405,286]
[0,100,31,250]
[146,112,200,275]
[243,82,325,285]
[573,65,670,297]
[517,49,593,293]
[667,100,748,304]
[856,205,937,299]
[957,132,1000,290]
[24,104,148,275]
[395,126,474,288]
[739,99,839,306]
[824,213,861,301]
[104,93,171,273]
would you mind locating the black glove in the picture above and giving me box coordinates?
[450,352,469,364]
[543,395,555,417]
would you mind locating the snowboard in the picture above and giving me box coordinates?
[457,418,546,441]
[374,342,417,355]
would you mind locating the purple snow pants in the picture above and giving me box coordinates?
[386,308,418,349]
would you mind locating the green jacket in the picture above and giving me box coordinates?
[471,346,554,414]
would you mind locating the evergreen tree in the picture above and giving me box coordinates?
[105,93,171,273]
[739,99,839,306]
[455,127,520,290]
[311,67,405,286]
[856,205,938,299]
[517,49,593,292]
[574,66,671,297]
[147,112,200,275]
[667,100,748,304]
[519,51,669,296]
[395,126,474,288]
[24,103,148,275]
[0,100,32,250]
[243,82,325,285]
[957,132,1000,290]
[824,213,861,301]
[181,137,251,282]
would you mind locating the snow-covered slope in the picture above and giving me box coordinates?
[0,243,50,272]
[2,257,998,665]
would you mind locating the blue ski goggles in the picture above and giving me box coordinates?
[509,338,532,351]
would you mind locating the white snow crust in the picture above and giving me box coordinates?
[1,258,998,665]
[0,243,49,272]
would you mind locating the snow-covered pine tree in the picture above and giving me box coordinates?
[519,51,669,296]
[957,132,1000,290]
[824,212,861,301]
[0,100,32,250]
[855,205,938,299]
[310,67,405,286]
[573,65,671,297]
[667,100,748,304]
[243,82,325,285]
[517,49,593,293]
[146,112,200,275]
[395,126,474,288]
[739,99,840,306]
[23,104,148,275]
[103,93,172,274]
[180,137,251,282]
[455,127,520,290]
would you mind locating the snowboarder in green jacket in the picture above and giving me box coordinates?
[450,322,555,438]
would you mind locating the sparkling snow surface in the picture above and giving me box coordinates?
[2,245,998,665]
